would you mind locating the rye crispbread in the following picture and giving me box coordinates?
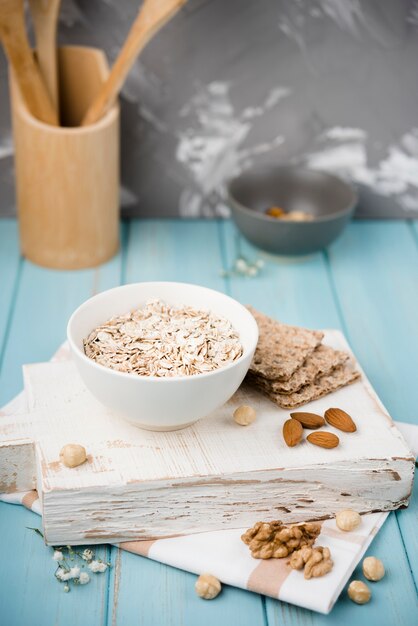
[247,307,323,381]
[249,345,350,394]
[257,361,361,409]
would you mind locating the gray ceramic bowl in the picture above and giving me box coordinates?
[227,166,357,255]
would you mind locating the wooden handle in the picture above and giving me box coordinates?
[0,0,58,125]
[29,0,61,113]
[11,46,119,269]
[81,0,185,126]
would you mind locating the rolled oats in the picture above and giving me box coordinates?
[84,299,243,378]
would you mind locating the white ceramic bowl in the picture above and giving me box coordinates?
[67,282,258,431]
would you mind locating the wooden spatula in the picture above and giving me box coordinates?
[81,0,185,126]
[0,0,58,125]
[29,0,61,113]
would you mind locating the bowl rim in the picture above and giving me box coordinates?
[227,165,358,224]
[67,281,259,384]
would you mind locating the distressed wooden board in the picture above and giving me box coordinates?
[0,329,413,545]
[0,439,35,493]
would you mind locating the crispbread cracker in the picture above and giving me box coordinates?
[258,361,361,409]
[249,345,349,394]
[247,307,323,381]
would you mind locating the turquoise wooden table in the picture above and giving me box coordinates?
[0,218,417,626]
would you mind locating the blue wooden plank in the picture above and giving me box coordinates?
[0,502,110,626]
[326,220,418,616]
[326,221,418,425]
[109,219,266,626]
[0,220,21,358]
[124,219,226,287]
[396,470,418,593]
[0,220,125,625]
[326,222,418,592]
[409,220,418,246]
[0,225,124,405]
[220,221,342,330]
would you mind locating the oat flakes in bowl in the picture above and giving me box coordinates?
[83,299,243,378]
[67,282,258,431]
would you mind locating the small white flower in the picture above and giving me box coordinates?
[53,550,63,561]
[63,584,70,593]
[69,567,80,579]
[78,572,90,585]
[235,258,248,273]
[56,567,65,580]
[81,548,94,561]
[89,560,107,573]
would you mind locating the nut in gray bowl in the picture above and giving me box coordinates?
[227,166,357,255]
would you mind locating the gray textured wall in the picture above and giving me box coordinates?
[1,0,418,218]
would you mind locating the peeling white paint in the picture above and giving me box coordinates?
[176,82,290,217]
[407,0,418,28]
[241,87,292,120]
[176,81,251,216]
[399,194,418,212]
[139,104,168,133]
[305,142,373,184]
[322,126,368,141]
[0,135,13,160]
[401,127,418,155]
[239,135,285,159]
[120,185,139,208]
[378,145,418,191]
[319,0,365,36]
[306,126,418,208]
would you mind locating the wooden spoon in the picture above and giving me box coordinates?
[29,0,61,113]
[0,0,58,125]
[81,0,185,126]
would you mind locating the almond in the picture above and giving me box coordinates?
[290,412,325,429]
[307,432,339,449]
[283,418,303,447]
[325,408,356,433]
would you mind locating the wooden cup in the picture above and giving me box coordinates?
[10,46,120,269]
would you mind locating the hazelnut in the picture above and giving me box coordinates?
[195,573,221,600]
[347,580,371,604]
[60,444,87,468]
[233,405,256,426]
[362,556,385,582]
[335,509,361,532]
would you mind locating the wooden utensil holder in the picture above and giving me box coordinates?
[10,46,120,269]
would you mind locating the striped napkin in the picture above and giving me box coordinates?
[1,345,417,614]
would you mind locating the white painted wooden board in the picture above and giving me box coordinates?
[0,331,414,545]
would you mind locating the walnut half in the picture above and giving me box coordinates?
[289,545,334,579]
[241,521,321,559]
